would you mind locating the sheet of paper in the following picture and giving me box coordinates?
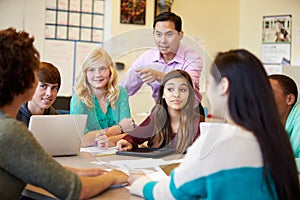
[80,146,117,156]
[145,167,168,181]
[109,158,168,169]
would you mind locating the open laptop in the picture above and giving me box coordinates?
[28,114,88,156]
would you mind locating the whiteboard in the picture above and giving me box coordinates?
[43,40,74,96]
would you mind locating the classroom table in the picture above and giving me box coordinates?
[22,151,183,200]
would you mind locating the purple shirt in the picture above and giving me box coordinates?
[119,43,203,103]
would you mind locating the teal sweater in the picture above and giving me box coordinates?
[285,101,300,158]
[70,86,131,133]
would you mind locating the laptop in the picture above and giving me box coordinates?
[28,114,88,156]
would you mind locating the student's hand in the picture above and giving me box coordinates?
[128,169,147,185]
[95,131,109,149]
[107,169,129,185]
[116,139,133,151]
[65,166,107,177]
[136,68,164,84]
[118,118,136,133]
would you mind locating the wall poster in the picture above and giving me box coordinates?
[262,15,292,66]
[120,0,146,25]
[154,0,173,17]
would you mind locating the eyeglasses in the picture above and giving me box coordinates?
[87,67,108,74]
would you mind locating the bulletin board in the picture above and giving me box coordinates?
[45,0,104,42]
[43,0,104,96]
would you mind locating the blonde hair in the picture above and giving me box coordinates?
[74,48,120,109]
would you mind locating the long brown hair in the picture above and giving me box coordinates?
[148,70,199,153]
[211,49,300,199]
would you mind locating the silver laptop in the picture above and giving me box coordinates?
[28,114,88,156]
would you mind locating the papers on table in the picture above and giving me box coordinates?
[92,157,183,170]
[81,146,184,182]
[91,157,184,181]
[80,147,117,157]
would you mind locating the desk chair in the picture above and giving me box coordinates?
[52,96,71,114]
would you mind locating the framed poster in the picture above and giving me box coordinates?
[120,0,146,25]
[154,0,173,17]
[262,15,292,65]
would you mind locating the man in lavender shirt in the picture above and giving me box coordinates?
[119,12,204,115]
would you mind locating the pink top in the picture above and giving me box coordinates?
[119,43,203,103]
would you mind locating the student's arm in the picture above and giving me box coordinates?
[81,124,130,147]
[79,169,128,199]
[116,115,155,150]
[135,68,165,84]
[64,166,107,177]
[81,125,121,147]
[118,55,144,96]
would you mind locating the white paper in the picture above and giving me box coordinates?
[58,0,68,10]
[92,158,170,171]
[46,0,57,9]
[94,0,104,13]
[75,42,99,75]
[92,29,103,42]
[45,25,56,38]
[93,15,103,28]
[81,0,93,12]
[70,0,80,11]
[57,11,68,25]
[45,10,56,24]
[80,146,117,156]
[56,26,67,39]
[68,27,80,40]
[69,13,80,26]
[146,167,168,181]
[81,14,92,27]
[80,28,92,41]
[43,40,74,96]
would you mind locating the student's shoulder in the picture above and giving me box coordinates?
[294,101,300,111]
[0,116,29,137]
[118,86,129,95]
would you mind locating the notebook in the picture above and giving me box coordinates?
[28,114,88,156]
[116,148,174,158]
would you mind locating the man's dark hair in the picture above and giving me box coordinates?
[153,12,182,32]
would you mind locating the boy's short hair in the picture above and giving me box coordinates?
[39,62,61,90]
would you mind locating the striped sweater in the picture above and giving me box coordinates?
[130,123,278,200]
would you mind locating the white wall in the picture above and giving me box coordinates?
[1,0,299,67]
[0,0,46,56]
